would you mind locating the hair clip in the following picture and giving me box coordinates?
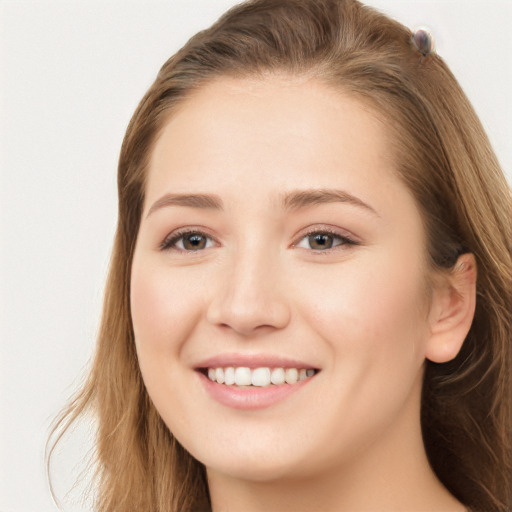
[411,27,435,57]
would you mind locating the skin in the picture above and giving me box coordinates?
[130,75,473,511]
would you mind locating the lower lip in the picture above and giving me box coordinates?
[198,372,316,410]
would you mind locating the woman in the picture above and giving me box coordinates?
[49,0,512,510]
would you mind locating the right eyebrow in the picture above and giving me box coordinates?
[146,193,224,218]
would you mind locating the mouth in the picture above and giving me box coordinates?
[198,366,318,387]
[194,355,320,409]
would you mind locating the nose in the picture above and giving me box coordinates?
[206,246,291,337]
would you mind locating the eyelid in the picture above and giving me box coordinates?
[159,227,219,252]
[292,225,360,251]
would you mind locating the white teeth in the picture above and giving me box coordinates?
[215,367,225,384]
[224,366,235,385]
[206,366,316,386]
[285,368,298,384]
[270,367,285,385]
[234,367,252,386]
[251,367,271,387]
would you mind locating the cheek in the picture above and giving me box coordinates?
[289,256,429,450]
[295,253,429,370]
[130,259,200,359]
[131,265,168,350]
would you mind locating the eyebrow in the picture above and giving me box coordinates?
[281,188,379,216]
[146,188,378,218]
[146,193,224,217]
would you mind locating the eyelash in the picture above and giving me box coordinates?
[159,228,217,252]
[159,227,359,253]
[294,227,359,253]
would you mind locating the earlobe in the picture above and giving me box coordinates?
[425,253,477,364]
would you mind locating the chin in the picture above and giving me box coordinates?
[205,457,306,483]
[191,438,316,483]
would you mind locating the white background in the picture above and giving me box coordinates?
[1,1,511,511]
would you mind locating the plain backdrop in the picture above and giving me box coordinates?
[1,1,511,511]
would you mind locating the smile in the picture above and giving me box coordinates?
[196,359,320,410]
[206,366,317,387]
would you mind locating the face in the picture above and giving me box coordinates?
[130,76,434,483]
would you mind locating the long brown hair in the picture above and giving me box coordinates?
[48,1,512,510]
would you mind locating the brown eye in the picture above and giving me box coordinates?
[182,233,208,250]
[308,233,334,250]
[160,230,215,252]
[295,230,357,252]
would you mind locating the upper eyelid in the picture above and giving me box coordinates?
[292,225,358,244]
[160,227,218,251]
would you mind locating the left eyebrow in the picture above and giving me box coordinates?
[280,188,380,216]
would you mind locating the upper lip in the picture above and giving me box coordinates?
[194,353,319,370]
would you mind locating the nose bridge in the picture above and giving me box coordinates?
[233,241,277,301]
[206,235,290,335]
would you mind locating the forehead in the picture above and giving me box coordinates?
[145,74,405,216]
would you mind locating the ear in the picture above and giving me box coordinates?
[425,253,477,363]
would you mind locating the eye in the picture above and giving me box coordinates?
[295,230,357,251]
[160,230,216,252]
